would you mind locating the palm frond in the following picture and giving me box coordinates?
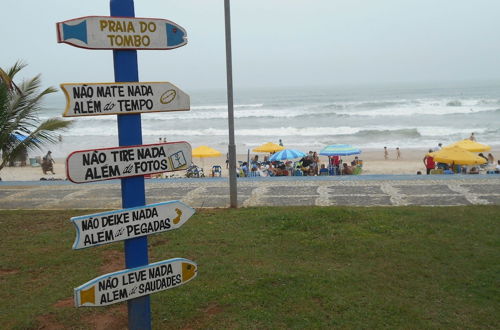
[0,61,73,172]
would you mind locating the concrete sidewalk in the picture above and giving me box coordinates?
[0,175,499,209]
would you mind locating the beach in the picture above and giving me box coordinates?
[1,147,498,181]
[3,82,500,181]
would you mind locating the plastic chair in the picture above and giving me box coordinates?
[29,158,40,167]
[212,165,222,177]
[248,170,260,177]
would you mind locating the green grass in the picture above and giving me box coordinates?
[1,206,499,329]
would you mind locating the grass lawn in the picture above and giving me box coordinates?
[1,206,499,329]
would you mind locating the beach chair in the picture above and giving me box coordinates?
[248,170,260,177]
[211,165,222,177]
[430,168,443,175]
[29,158,40,167]
[328,165,337,176]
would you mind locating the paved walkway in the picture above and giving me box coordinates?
[1,174,499,209]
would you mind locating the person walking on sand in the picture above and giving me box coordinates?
[423,150,435,175]
[384,146,388,160]
[396,147,401,159]
[42,151,55,175]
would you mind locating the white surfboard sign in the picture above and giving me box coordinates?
[61,82,190,117]
[57,16,187,50]
[71,200,195,249]
[66,142,191,183]
[74,258,197,307]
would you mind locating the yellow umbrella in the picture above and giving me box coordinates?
[428,146,487,165]
[252,142,285,153]
[444,139,491,152]
[191,146,222,176]
[192,145,222,158]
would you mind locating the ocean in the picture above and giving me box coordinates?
[41,81,500,158]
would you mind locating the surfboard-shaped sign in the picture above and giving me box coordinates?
[71,201,195,249]
[56,16,187,50]
[60,82,190,117]
[74,258,197,307]
[66,142,191,183]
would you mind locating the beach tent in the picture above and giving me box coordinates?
[252,142,285,153]
[444,139,491,152]
[428,146,487,165]
[269,149,306,161]
[319,144,361,156]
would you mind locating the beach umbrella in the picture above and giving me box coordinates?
[444,139,491,152]
[252,142,285,153]
[428,146,487,165]
[9,132,41,143]
[319,144,361,156]
[11,132,29,142]
[269,149,306,161]
[192,146,222,173]
[192,145,222,158]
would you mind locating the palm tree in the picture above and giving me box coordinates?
[0,61,72,172]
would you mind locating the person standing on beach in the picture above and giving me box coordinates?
[42,151,55,175]
[469,132,476,141]
[279,139,283,147]
[384,147,388,160]
[423,150,435,175]
[396,147,401,159]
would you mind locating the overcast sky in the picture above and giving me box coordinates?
[2,0,500,90]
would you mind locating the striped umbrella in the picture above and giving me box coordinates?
[319,144,361,156]
[269,149,306,161]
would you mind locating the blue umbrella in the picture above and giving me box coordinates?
[11,132,29,142]
[269,149,306,161]
[320,144,361,156]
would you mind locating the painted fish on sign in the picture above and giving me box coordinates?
[66,142,191,183]
[71,200,195,249]
[74,258,197,307]
[60,82,190,117]
[56,16,187,50]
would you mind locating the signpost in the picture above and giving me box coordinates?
[75,258,197,307]
[58,1,194,328]
[66,142,191,183]
[57,16,187,50]
[61,82,190,117]
[71,201,195,249]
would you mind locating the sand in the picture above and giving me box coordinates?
[1,147,498,181]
